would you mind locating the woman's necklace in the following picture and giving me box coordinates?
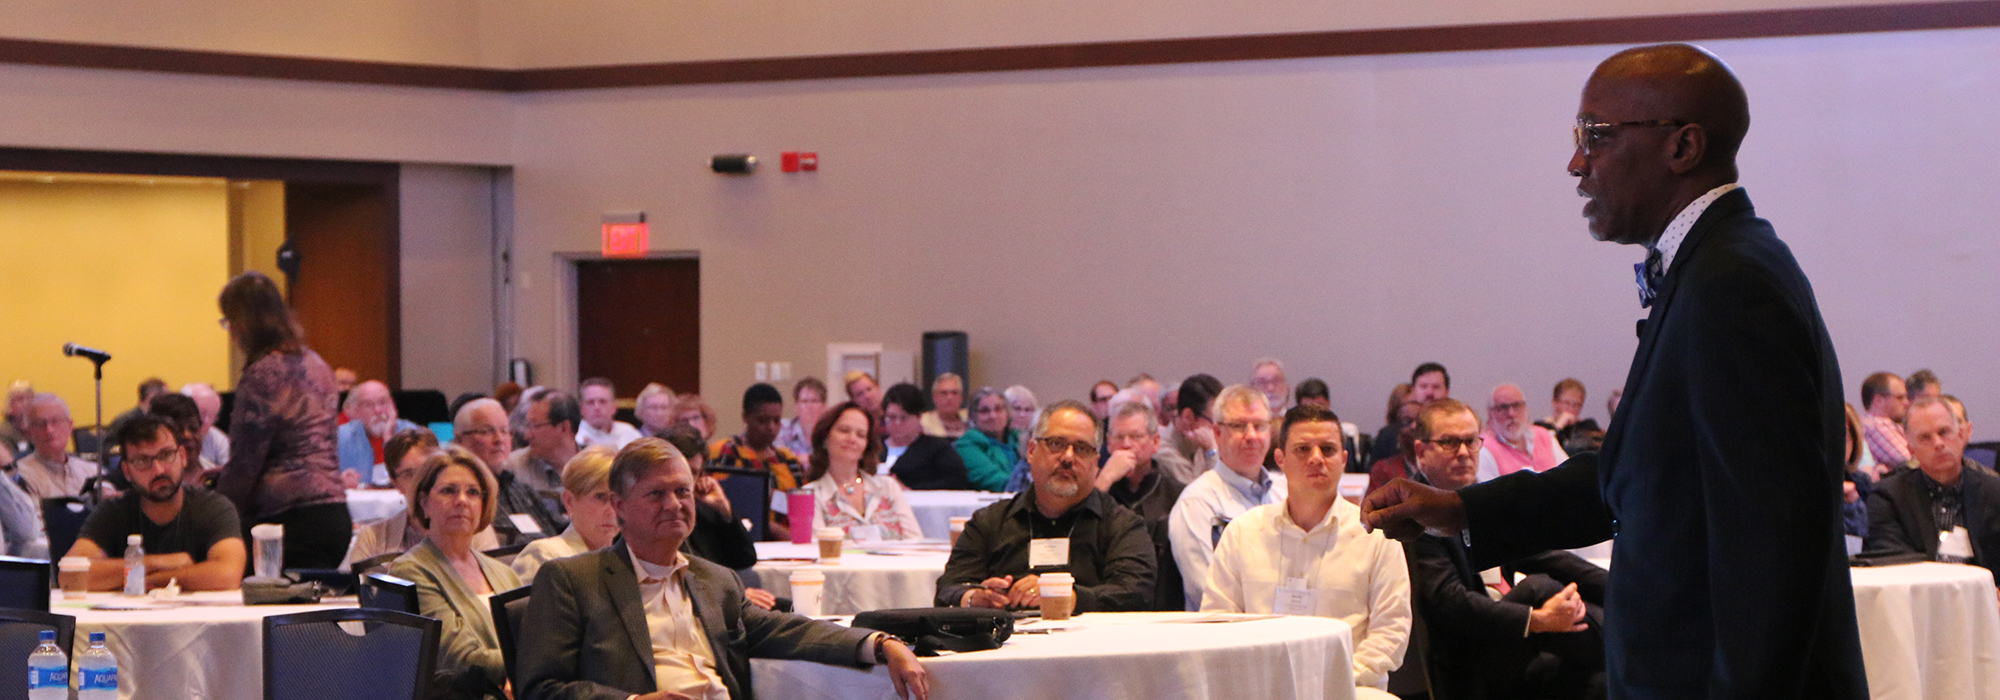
[841,472,865,496]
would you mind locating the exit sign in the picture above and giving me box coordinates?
[602,221,648,257]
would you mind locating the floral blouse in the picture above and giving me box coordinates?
[808,472,923,540]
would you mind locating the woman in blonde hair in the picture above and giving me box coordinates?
[388,446,521,700]
[512,447,620,581]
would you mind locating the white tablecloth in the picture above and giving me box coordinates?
[902,490,1011,539]
[752,541,950,614]
[752,612,1357,700]
[1851,562,2000,700]
[343,489,406,524]
[57,590,354,700]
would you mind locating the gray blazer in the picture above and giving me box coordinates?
[519,541,872,700]
[388,539,523,691]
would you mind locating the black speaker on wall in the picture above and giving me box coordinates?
[921,331,969,390]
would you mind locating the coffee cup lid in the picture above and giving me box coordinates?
[790,570,825,583]
[1040,572,1074,584]
[815,528,845,539]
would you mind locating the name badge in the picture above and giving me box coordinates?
[1274,578,1316,616]
[509,514,544,537]
[848,525,884,543]
[1940,526,1975,559]
[1029,538,1070,568]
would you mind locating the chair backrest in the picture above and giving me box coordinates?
[482,543,527,566]
[0,558,50,613]
[358,572,419,615]
[707,467,771,540]
[351,552,403,576]
[263,607,439,700]
[488,586,532,690]
[391,390,452,427]
[40,498,91,565]
[0,608,74,700]
[1967,441,2000,470]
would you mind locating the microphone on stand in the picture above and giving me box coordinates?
[62,343,112,364]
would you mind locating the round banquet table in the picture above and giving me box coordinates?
[751,612,1358,700]
[57,589,354,700]
[751,540,950,614]
[343,488,407,524]
[901,490,1011,539]
[1850,562,2000,700]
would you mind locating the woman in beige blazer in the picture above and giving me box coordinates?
[389,446,522,700]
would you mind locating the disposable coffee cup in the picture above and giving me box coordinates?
[250,524,285,580]
[787,491,816,544]
[815,528,846,563]
[948,516,970,547]
[58,557,90,600]
[790,569,825,617]
[1038,572,1075,621]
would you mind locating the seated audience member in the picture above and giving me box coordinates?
[1404,399,1607,700]
[182,382,232,466]
[506,388,578,496]
[1295,378,1332,411]
[576,377,642,450]
[1538,378,1586,432]
[348,428,501,569]
[938,400,1155,612]
[1094,398,1188,610]
[1605,389,1622,418]
[1841,404,1873,539]
[67,414,246,592]
[1372,364,1450,463]
[1088,380,1120,442]
[845,371,884,415]
[336,380,418,488]
[634,382,676,437]
[492,382,525,416]
[671,394,719,442]
[1128,374,1165,423]
[802,402,922,540]
[920,372,969,439]
[1942,395,1979,451]
[1478,384,1569,482]
[1366,400,1423,496]
[95,377,167,470]
[709,383,806,493]
[0,474,34,556]
[1370,382,1411,461]
[1907,369,1943,402]
[1866,396,2000,576]
[1155,374,1224,487]
[1001,385,1042,491]
[1250,358,1291,413]
[146,393,219,485]
[331,367,358,393]
[1157,382,1181,439]
[1860,371,1913,469]
[955,387,1020,492]
[513,447,620,581]
[455,398,565,542]
[519,438,931,700]
[389,447,522,700]
[1169,384,1287,610]
[879,383,975,490]
[1296,378,1366,474]
[17,393,99,499]
[1204,405,1411,698]
[1,382,33,461]
[776,377,826,459]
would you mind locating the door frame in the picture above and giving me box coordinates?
[553,249,700,396]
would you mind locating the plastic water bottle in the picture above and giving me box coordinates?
[123,534,146,596]
[77,632,117,700]
[27,629,66,700]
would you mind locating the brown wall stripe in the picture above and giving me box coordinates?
[3,0,1997,91]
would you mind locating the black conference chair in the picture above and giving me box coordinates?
[1967,441,2000,470]
[358,572,420,615]
[488,586,532,690]
[351,552,403,576]
[0,557,51,613]
[707,467,771,540]
[41,498,91,564]
[0,608,75,700]
[482,543,528,566]
[264,607,439,700]
[391,390,452,427]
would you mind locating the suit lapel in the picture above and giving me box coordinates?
[602,541,656,684]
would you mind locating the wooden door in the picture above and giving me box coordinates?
[575,258,700,397]
[286,182,399,386]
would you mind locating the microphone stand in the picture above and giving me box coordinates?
[88,355,106,432]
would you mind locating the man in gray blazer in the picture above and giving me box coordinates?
[519,438,930,700]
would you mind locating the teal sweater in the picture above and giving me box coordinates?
[954,428,1019,492]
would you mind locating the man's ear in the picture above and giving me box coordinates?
[1666,123,1708,175]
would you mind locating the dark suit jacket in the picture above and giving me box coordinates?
[519,541,872,700]
[1408,535,1608,700]
[890,434,976,491]
[1865,461,2000,579]
[1455,189,1867,699]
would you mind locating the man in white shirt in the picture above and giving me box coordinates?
[1168,384,1286,610]
[519,438,931,700]
[1204,404,1411,698]
[16,393,99,499]
[576,377,643,450]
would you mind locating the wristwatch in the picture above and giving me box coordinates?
[873,633,894,664]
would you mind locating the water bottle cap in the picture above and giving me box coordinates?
[126,534,143,545]
[89,632,105,643]
[38,630,53,642]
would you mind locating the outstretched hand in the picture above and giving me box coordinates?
[1359,478,1468,542]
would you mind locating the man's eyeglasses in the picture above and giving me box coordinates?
[1218,420,1270,435]
[1573,119,1687,156]
[1035,436,1099,460]
[1422,436,1484,453]
[459,426,503,439]
[1491,401,1528,413]
[123,447,183,470]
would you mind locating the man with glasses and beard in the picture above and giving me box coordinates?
[937,400,1155,612]
[66,414,246,591]
[1478,384,1569,483]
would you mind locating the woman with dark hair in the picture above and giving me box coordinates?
[1840,403,1875,538]
[214,271,350,569]
[878,383,975,490]
[803,401,921,540]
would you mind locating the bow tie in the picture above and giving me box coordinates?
[1635,248,1664,308]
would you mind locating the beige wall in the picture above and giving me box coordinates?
[0,0,484,65]
[399,163,503,399]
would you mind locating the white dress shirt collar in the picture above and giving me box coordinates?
[1653,182,1741,274]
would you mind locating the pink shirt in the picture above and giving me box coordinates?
[1477,425,1567,483]
[1861,414,1911,467]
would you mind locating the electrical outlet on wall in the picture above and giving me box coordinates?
[754,362,770,381]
